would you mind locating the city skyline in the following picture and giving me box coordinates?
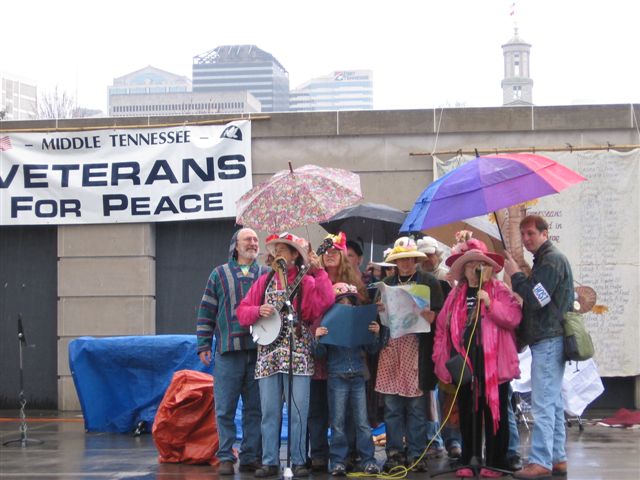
[2,0,639,114]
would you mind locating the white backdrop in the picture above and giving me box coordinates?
[435,150,640,377]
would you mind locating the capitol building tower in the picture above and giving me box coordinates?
[501,28,533,106]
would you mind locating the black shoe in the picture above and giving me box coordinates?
[345,453,360,472]
[448,446,462,459]
[218,461,235,476]
[383,453,406,472]
[507,455,523,471]
[255,465,279,478]
[331,464,347,477]
[364,463,380,474]
[292,464,311,477]
[410,457,428,473]
[310,458,328,472]
[239,461,262,472]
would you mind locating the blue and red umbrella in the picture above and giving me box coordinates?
[401,153,586,234]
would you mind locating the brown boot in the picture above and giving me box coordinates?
[513,463,552,480]
[552,462,567,476]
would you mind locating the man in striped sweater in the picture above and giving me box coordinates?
[197,228,269,475]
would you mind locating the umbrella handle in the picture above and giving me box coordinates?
[493,211,507,250]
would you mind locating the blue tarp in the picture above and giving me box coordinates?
[69,335,211,433]
[70,334,300,439]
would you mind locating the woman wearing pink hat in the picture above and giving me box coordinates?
[238,232,334,478]
[433,239,522,478]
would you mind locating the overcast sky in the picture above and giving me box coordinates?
[2,0,638,113]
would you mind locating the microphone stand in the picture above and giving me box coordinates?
[3,315,43,447]
[283,304,295,480]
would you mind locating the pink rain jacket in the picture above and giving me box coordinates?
[237,266,334,328]
[433,278,522,432]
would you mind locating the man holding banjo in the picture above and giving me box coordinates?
[238,232,334,478]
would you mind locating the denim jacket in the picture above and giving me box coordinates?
[314,334,381,378]
[510,240,574,346]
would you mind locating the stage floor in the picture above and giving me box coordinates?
[0,410,638,479]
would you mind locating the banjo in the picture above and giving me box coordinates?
[250,238,333,346]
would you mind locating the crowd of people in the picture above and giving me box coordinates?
[196,214,574,480]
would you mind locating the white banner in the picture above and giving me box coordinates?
[0,121,252,225]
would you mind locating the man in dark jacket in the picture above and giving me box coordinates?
[504,215,573,479]
[197,228,269,475]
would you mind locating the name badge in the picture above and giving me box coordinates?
[532,282,551,307]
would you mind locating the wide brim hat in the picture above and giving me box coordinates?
[384,236,426,263]
[445,238,504,281]
[265,232,309,263]
[371,261,396,268]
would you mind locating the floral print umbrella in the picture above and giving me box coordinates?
[236,164,362,233]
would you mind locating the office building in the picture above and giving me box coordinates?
[108,65,260,116]
[109,90,260,117]
[0,72,37,120]
[290,70,373,111]
[192,44,289,112]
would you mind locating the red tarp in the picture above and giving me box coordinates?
[152,369,220,465]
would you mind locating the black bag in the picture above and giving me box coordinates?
[446,352,472,386]
[563,311,595,361]
[444,290,473,387]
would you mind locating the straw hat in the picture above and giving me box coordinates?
[384,237,426,263]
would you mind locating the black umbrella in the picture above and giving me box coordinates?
[320,202,407,262]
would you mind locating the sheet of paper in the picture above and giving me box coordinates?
[377,282,431,338]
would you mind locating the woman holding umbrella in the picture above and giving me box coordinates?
[433,239,521,478]
[238,232,334,478]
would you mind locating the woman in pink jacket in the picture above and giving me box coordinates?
[237,232,334,478]
[433,239,521,478]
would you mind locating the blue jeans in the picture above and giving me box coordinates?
[529,337,566,469]
[308,379,329,461]
[437,387,460,450]
[327,376,375,468]
[507,385,520,458]
[383,394,427,459]
[259,373,311,467]
[213,350,262,464]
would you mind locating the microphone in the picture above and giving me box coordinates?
[274,257,288,271]
[475,266,482,277]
